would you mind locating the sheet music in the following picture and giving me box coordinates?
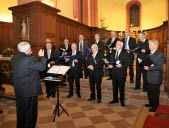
[138,58,142,63]
[60,48,66,51]
[56,66,70,75]
[47,65,70,75]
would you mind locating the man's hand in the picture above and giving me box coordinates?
[50,61,55,64]
[74,59,78,63]
[144,66,149,70]
[141,49,146,53]
[65,58,70,62]
[104,59,109,64]
[108,65,113,69]
[109,48,113,51]
[38,49,44,57]
[87,65,94,70]
[113,47,116,50]
[116,64,122,68]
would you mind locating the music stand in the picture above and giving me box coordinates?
[44,65,71,121]
[44,77,69,121]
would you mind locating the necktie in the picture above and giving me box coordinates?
[47,51,51,59]
[125,38,128,50]
[80,42,83,52]
[115,52,119,59]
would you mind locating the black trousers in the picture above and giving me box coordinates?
[108,68,112,78]
[127,62,134,81]
[46,82,56,95]
[80,59,88,78]
[68,68,80,96]
[147,83,160,109]
[112,74,125,103]
[136,61,147,90]
[16,96,38,128]
[89,74,102,100]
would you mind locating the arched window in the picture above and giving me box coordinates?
[126,0,141,29]
[130,4,140,27]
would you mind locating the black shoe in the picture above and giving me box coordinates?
[87,98,96,101]
[145,104,152,107]
[97,99,101,103]
[107,77,112,80]
[67,94,73,98]
[109,100,119,104]
[148,107,156,112]
[0,109,3,114]
[121,102,125,107]
[46,94,51,98]
[134,87,140,90]
[130,80,134,83]
[77,95,81,98]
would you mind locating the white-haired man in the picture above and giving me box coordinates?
[87,44,104,103]
[12,41,47,128]
[105,41,130,107]
[144,40,165,112]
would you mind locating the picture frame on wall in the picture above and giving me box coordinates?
[20,17,29,41]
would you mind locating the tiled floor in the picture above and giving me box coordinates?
[0,76,169,128]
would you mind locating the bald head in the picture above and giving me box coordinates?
[71,43,77,52]
[115,41,123,51]
[91,44,98,54]
[110,31,117,38]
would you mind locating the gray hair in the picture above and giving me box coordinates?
[148,40,159,47]
[17,41,30,53]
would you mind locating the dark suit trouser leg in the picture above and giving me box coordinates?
[129,62,134,81]
[147,83,160,109]
[95,76,102,100]
[119,80,125,103]
[83,63,88,77]
[142,70,147,91]
[16,96,38,128]
[89,74,96,99]
[46,82,52,95]
[74,71,80,96]
[136,62,142,88]
[68,70,74,95]
[112,76,118,101]
[147,83,152,106]
[108,69,112,78]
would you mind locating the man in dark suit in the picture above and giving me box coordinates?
[144,40,165,112]
[59,38,71,58]
[135,32,150,91]
[105,41,130,107]
[87,44,104,103]
[122,29,136,83]
[65,43,82,98]
[105,31,120,80]
[44,39,59,98]
[12,41,47,128]
[77,35,89,78]
[93,33,104,57]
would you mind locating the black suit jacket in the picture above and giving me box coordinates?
[77,41,89,59]
[59,44,71,56]
[147,50,165,84]
[122,37,136,50]
[122,37,136,61]
[66,51,83,72]
[44,46,59,70]
[87,52,104,77]
[109,50,130,78]
[11,52,47,97]
[106,37,120,48]
[94,40,104,56]
[136,39,150,60]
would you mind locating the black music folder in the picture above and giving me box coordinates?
[138,57,154,66]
